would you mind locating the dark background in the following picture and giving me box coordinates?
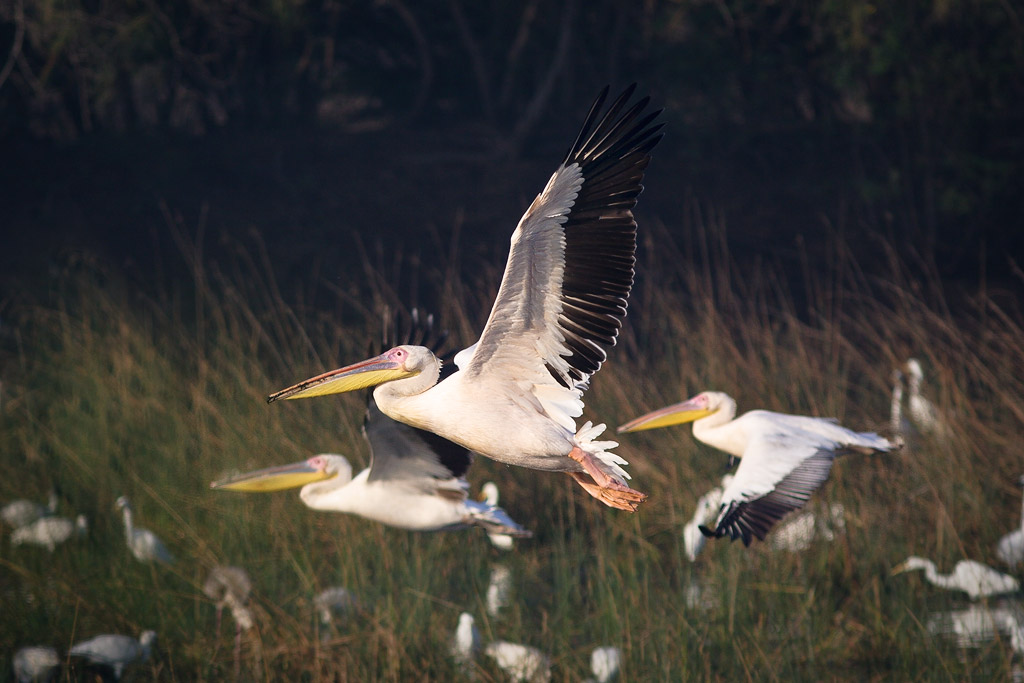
[1,0,1021,305]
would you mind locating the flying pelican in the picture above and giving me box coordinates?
[2,490,57,529]
[11,514,87,551]
[266,86,662,511]
[214,398,532,536]
[484,640,552,683]
[12,645,59,683]
[115,496,174,564]
[203,565,254,677]
[68,630,156,681]
[893,556,1020,600]
[618,391,899,545]
[997,475,1024,568]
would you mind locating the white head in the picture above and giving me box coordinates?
[481,482,500,506]
[115,496,131,511]
[75,514,88,534]
[618,391,735,433]
[905,359,924,382]
[893,556,933,574]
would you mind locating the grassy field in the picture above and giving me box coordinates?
[1,218,1023,681]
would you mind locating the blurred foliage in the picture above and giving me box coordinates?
[0,0,1021,267]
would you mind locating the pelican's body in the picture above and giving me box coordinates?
[619,391,899,545]
[2,491,57,529]
[69,631,156,681]
[11,514,86,551]
[894,556,1020,599]
[267,86,662,511]
[115,496,174,564]
[997,475,1024,568]
[214,400,531,537]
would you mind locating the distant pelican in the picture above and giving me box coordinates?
[997,475,1024,569]
[214,399,531,538]
[903,359,947,435]
[12,645,59,683]
[266,85,662,511]
[11,514,87,551]
[2,491,57,529]
[585,646,622,683]
[484,640,551,683]
[115,496,174,564]
[486,564,513,618]
[682,476,732,561]
[619,391,898,545]
[480,482,517,550]
[450,612,481,674]
[203,565,254,676]
[893,557,1020,599]
[68,630,156,681]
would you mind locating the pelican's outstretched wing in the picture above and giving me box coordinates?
[701,435,837,546]
[461,85,663,395]
[363,398,473,487]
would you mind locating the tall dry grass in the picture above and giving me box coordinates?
[1,210,1022,680]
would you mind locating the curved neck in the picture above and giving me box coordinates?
[890,382,903,432]
[691,398,742,456]
[299,469,357,511]
[121,507,134,542]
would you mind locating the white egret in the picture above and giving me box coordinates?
[997,475,1024,568]
[893,556,1020,599]
[213,399,531,537]
[12,645,59,683]
[68,630,156,681]
[587,646,622,683]
[486,564,513,618]
[450,612,481,675]
[314,586,359,627]
[903,358,947,435]
[203,565,254,677]
[266,86,663,511]
[484,640,551,683]
[115,496,174,564]
[767,503,846,553]
[682,475,732,561]
[889,368,908,436]
[11,514,87,551]
[619,391,898,545]
[481,482,516,550]
[2,490,57,529]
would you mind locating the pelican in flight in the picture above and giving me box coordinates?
[266,86,662,511]
[214,398,531,537]
[893,556,1020,600]
[997,475,1024,569]
[618,391,899,545]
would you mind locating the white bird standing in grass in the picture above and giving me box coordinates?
[214,399,532,538]
[903,358,948,436]
[484,640,552,683]
[315,586,359,628]
[585,646,622,683]
[893,556,1020,600]
[12,645,60,683]
[450,612,482,675]
[115,496,174,564]
[203,565,254,677]
[481,482,517,550]
[11,514,86,551]
[618,391,899,545]
[997,475,1024,569]
[265,86,662,512]
[683,475,733,561]
[486,564,513,618]
[2,490,57,529]
[767,503,846,553]
[68,630,156,681]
